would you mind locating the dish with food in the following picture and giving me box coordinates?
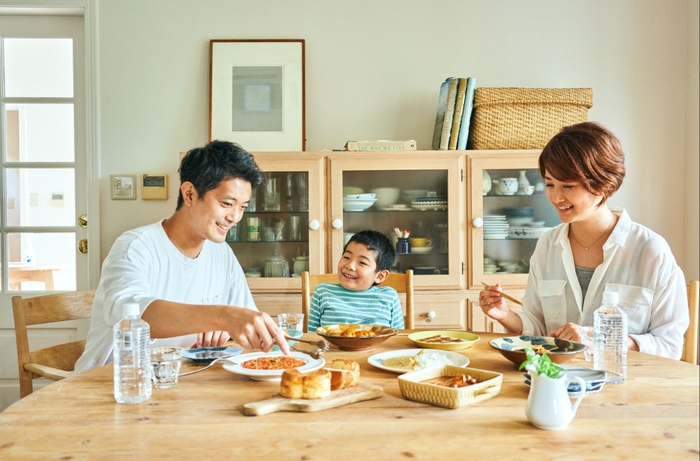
[181,346,242,363]
[410,246,433,254]
[408,330,480,351]
[222,351,324,381]
[489,336,585,367]
[368,348,469,373]
[316,324,397,351]
[523,366,607,395]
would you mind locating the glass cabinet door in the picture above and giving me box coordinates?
[327,152,463,289]
[466,151,560,289]
[229,152,326,291]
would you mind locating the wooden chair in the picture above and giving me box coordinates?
[301,270,414,332]
[682,280,699,364]
[12,290,96,398]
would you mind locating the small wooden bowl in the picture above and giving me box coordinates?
[316,324,397,351]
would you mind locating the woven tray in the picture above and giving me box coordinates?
[468,88,593,150]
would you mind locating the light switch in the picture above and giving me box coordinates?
[111,175,137,200]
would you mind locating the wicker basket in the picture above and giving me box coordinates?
[467,88,593,150]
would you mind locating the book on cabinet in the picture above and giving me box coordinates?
[456,77,477,150]
[431,78,451,150]
[438,77,459,150]
[448,78,468,150]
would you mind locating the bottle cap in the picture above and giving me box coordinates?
[123,303,140,317]
[602,291,619,305]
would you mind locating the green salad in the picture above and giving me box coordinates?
[519,347,564,378]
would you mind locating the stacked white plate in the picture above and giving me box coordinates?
[483,215,509,239]
[343,193,377,212]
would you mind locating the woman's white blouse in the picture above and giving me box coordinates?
[518,208,689,359]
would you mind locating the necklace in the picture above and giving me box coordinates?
[570,215,615,250]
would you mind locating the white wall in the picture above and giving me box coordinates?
[96,0,699,280]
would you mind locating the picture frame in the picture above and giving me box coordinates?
[209,39,305,151]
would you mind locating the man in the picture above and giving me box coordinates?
[75,140,288,372]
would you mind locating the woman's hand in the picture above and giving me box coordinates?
[551,323,583,342]
[479,284,510,321]
[192,330,230,348]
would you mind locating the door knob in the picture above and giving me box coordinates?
[309,220,320,231]
[472,217,483,228]
[78,239,88,254]
[331,219,343,229]
[78,214,88,228]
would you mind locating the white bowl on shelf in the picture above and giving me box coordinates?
[343,198,377,212]
[370,187,400,209]
[343,193,376,200]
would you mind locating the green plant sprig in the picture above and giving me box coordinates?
[519,347,564,378]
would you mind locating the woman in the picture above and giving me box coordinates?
[479,122,688,359]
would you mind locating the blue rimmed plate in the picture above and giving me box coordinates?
[489,335,585,367]
[524,366,607,395]
[182,346,242,363]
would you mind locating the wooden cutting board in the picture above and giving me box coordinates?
[242,382,383,416]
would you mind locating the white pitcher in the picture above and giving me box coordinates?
[525,365,586,430]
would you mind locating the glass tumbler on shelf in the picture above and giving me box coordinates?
[295,173,308,212]
[285,172,295,211]
[264,178,280,212]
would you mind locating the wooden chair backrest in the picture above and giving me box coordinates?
[301,270,414,332]
[12,290,96,398]
[682,280,699,364]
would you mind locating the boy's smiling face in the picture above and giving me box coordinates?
[337,241,389,291]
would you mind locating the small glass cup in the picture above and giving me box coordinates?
[581,326,595,362]
[277,313,304,334]
[151,346,183,389]
[246,217,260,241]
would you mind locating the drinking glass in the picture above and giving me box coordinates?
[264,178,280,212]
[295,173,308,212]
[151,347,183,389]
[288,216,301,241]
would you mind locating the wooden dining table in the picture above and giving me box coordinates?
[0,332,698,460]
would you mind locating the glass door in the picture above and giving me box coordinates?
[231,152,325,292]
[466,151,560,289]
[328,152,463,289]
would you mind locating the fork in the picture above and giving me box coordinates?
[178,355,235,377]
[284,335,330,359]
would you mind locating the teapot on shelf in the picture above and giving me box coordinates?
[264,251,289,278]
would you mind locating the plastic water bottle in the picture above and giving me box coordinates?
[113,303,152,403]
[594,291,627,383]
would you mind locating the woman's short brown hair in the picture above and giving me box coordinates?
[539,121,626,205]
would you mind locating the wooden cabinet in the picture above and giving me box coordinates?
[237,150,545,332]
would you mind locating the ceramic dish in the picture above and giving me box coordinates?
[343,199,377,212]
[368,348,469,373]
[380,204,412,211]
[411,246,433,254]
[523,366,607,396]
[182,346,242,363]
[411,201,448,211]
[484,233,509,239]
[398,365,502,409]
[221,351,325,382]
[408,330,480,351]
[489,336,586,367]
[316,324,397,351]
[343,193,376,200]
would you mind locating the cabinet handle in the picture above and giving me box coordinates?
[309,220,320,230]
[427,310,436,319]
[331,219,343,229]
[472,217,483,228]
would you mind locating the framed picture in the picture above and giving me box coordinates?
[209,39,305,151]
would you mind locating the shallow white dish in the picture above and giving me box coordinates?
[368,348,469,374]
[508,227,552,239]
[484,233,509,239]
[343,199,377,212]
[380,204,412,211]
[222,351,325,381]
[411,246,433,254]
[343,193,376,200]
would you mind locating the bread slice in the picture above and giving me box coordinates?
[325,359,360,390]
[280,368,331,400]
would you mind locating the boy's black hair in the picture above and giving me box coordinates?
[344,230,396,272]
[176,140,264,210]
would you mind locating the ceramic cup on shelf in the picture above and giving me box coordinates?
[409,238,432,248]
[496,178,518,196]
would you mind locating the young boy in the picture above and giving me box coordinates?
[307,230,404,331]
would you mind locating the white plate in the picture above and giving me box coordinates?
[368,348,469,374]
[411,201,448,211]
[484,233,509,239]
[221,351,325,381]
[411,246,433,254]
